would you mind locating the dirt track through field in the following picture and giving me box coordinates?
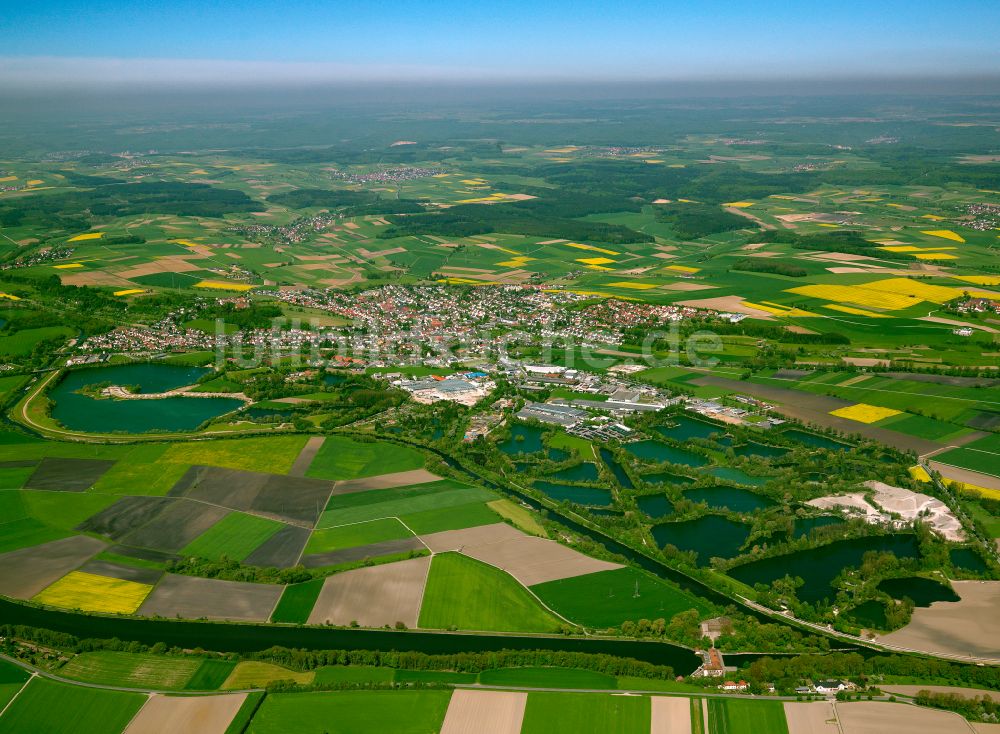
[651,696,691,734]
[419,523,622,587]
[835,701,974,733]
[878,580,1000,661]
[783,701,840,734]
[0,535,106,599]
[289,436,325,477]
[124,692,247,734]
[307,555,431,628]
[440,690,527,734]
[330,469,442,495]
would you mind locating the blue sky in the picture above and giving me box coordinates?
[2,0,999,86]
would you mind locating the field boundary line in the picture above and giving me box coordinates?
[0,671,35,719]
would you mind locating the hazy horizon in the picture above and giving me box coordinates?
[3,0,999,91]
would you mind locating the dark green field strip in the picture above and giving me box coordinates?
[708,698,789,734]
[398,501,501,534]
[318,482,496,528]
[478,666,617,689]
[270,578,325,624]
[935,447,1000,477]
[185,658,239,690]
[304,436,426,481]
[181,512,286,562]
[245,690,451,734]
[224,691,265,734]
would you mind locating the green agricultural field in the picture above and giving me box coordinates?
[313,666,395,685]
[0,659,29,712]
[305,517,412,554]
[0,677,146,734]
[487,498,548,536]
[936,447,1000,478]
[318,481,496,528]
[392,669,479,684]
[181,512,285,561]
[520,691,651,734]
[271,578,325,623]
[57,651,202,690]
[708,699,789,734]
[0,466,34,489]
[0,326,74,356]
[305,436,425,480]
[0,516,69,553]
[184,658,237,690]
[418,552,561,633]
[246,690,452,734]
[531,567,712,629]
[223,661,314,689]
[478,667,617,689]
[398,501,500,534]
[20,490,117,530]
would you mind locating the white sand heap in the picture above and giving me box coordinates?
[806,483,965,542]
[865,481,965,542]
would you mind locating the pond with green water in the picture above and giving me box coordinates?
[49,364,243,433]
[549,462,601,483]
[533,480,612,507]
[636,494,675,519]
[651,515,751,563]
[877,577,959,607]
[599,448,634,488]
[625,440,707,467]
[684,486,774,513]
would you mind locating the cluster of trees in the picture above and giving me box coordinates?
[915,690,999,723]
[654,202,755,239]
[731,258,808,278]
[166,550,427,585]
[268,188,427,216]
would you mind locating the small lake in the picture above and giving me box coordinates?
[728,535,921,604]
[793,515,844,538]
[498,424,545,455]
[705,467,771,487]
[533,480,611,507]
[49,364,243,433]
[651,515,751,563]
[951,548,989,573]
[625,440,707,467]
[636,494,675,519]
[549,463,600,483]
[684,486,774,513]
[655,416,723,442]
[642,471,696,486]
[781,428,851,452]
[599,448,633,489]
[733,442,789,460]
[846,600,888,630]
[877,577,959,607]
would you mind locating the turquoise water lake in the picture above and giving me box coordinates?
[793,515,844,538]
[49,364,243,433]
[652,515,751,563]
[549,462,601,483]
[728,535,921,604]
[599,448,634,489]
[684,486,774,513]
[637,494,675,519]
[625,440,707,467]
[498,424,545,455]
[877,577,959,607]
[654,416,723,442]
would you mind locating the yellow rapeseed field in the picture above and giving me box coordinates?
[584,264,615,271]
[921,214,946,221]
[606,281,659,290]
[921,229,966,243]
[664,264,701,274]
[53,263,84,270]
[865,277,964,303]
[576,257,616,265]
[909,465,932,483]
[913,252,957,260]
[785,284,914,310]
[829,403,902,424]
[564,242,620,256]
[953,275,1000,286]
[742,301,817,317]
[822,304,891,318]
[34,571,153,614]
[113,289,146,297]
[724,201,755,208]
[496,256,536,267]
[0,293,21,301]
[194,280,255,292]
[68,232,104,242]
